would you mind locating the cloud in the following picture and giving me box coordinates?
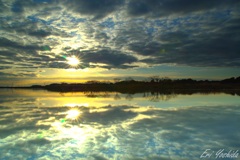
[0,92,240,159]
[0,37,42,51]
[127,0,240,17]
[62,0,125,19]
[131,15,240,67]
[0,0,239,79]
[11,0,24,13]
[10,0,58,16]
[80,106,138,125]
[0,0,5,12]
[128,41,162,56]
[81,49,138,68]
[28,29,52,37]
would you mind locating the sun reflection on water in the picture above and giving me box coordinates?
[1,91,240,159]
[50,121,90,145]
[48,108,98,146]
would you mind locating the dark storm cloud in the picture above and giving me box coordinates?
[160,31,189,43]
[10,0,44,14]
[128,41,162,56]
[218,18,240,37]
[10,0,55,14]
[82,49,138,68]
[0,37,42,51]
[23,54,72,69]
[123,1,240,66]
[63,0,124,19]
[11,0,24,13]
[0,51,16,57]
[28,30,51,38]
[128,16,240,67]
[0,17,68,39]
[140,40,240,67]
[0,37,56,69]
[0,66,11,70]
[0,0,4,12]
[127,0,240,17]
[94,32,109,44]
[0,44,52,68]
[47,61,68,69]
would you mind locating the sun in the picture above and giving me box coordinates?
[66,109,81,120]
[66,55,80,67]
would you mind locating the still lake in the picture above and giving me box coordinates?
[0,89,239,160]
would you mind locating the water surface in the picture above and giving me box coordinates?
[0,89,239,160]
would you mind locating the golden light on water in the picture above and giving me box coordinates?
[66,55,80,67]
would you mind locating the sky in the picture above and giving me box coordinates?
[0,0,240,86]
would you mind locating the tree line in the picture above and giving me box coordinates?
[30,76,240,95]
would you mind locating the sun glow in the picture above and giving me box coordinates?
[66,109,81,120]
[66,56,80,67]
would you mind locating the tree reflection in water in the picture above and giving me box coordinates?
[0,89,240,159]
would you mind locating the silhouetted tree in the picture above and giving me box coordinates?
[114,78,121,83]
[149,76,160,82]
[125,77,134,81]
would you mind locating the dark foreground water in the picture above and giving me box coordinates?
[0,89,239,160]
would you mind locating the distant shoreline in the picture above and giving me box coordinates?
[1,77,240,95]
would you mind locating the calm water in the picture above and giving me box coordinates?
[0,89,239,160]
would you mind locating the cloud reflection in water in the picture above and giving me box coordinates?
[0,102,239,159]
